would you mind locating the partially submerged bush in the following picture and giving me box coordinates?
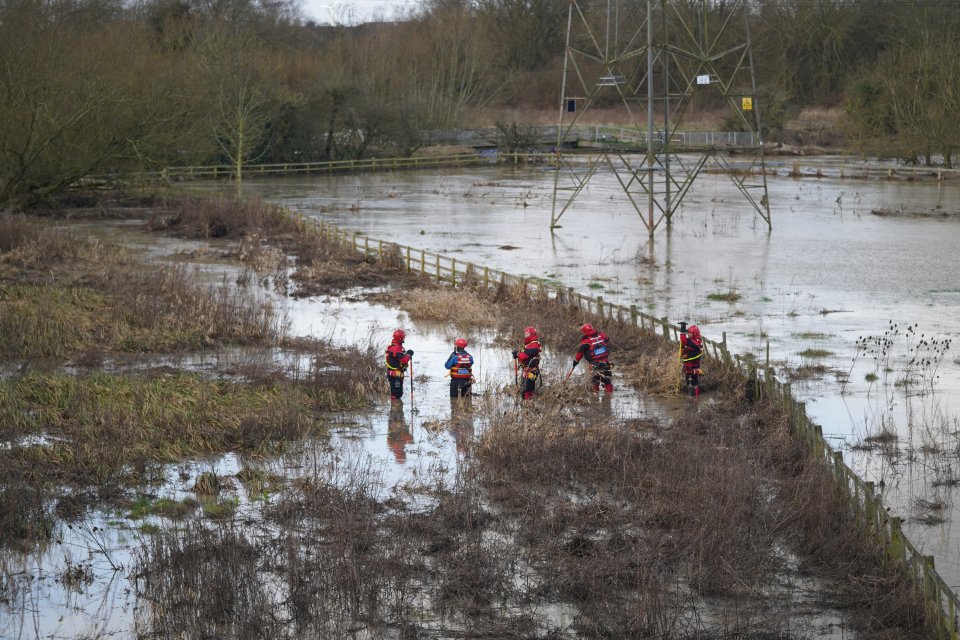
[147,195,303,240]
[0,475,55,550]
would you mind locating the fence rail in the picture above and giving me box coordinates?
[77,155,492,186]
[311,216,960,640]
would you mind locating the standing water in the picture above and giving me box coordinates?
[227,157,960,586]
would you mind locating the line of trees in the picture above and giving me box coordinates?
[3,0,960,207]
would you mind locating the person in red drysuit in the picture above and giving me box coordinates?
[571,322,613,395]
[512,326,542,400]
[679,321,703,397]
[385,329,413,401]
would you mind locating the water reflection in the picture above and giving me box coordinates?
[386,402,413,464]
[449,396,475,456]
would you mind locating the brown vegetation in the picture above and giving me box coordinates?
[132,389,928,638]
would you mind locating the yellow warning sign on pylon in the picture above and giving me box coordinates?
[742,97,753,111]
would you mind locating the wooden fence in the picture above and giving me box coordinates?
[312,216,960,639]
[158,154,488,181]
[74,155,491,187]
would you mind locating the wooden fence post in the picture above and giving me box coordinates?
[451,258,457,285]
[889,517,906,564]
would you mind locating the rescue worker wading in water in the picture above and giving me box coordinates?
[571,323,613,395]
[385,329,413,402]
[679,321,703,397]
[444,338,474,398]
[512,326,542,400]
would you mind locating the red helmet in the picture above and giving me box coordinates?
[455,338,467,349]
[523,326,537,340]
[393,329,406,342]
[580,323,595,335]
[688,325,700,339]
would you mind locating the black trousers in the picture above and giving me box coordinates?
[591,361,613,386]
[450,378,472,398]
[388,375,405,399]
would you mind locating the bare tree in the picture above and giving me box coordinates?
[194,23,302,195]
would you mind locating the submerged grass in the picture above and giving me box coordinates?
[130,387,930,639]
[0,214,283,360]
[0,369,365,487]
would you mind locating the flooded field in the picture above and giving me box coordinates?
[1,212,725,639]
[228,158,960,586]
[0,165,948,638]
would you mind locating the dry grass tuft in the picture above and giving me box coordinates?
[392,287,499,329]
[0,214,124,275]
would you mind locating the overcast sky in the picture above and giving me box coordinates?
[300,0,422,24]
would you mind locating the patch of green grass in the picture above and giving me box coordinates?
[865,373,879,382]
[793,332,830,340]
[138,523,161,535]
[706,290,742,303]
[798,348,833,358]
[0,372,341,486]
[587,282,604,290]
[203,498,238,520]
[0,285,114,359]
[128,496,199,520]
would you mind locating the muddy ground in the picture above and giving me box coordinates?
[0,194,931,639]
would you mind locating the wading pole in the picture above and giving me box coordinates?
[409,358,414,419]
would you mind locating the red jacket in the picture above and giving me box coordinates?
[517,339,541,372]
[575,331,610,363]
[385,341,411,377]
[680,334,703,371]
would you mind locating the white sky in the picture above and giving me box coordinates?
[300,0,422,24]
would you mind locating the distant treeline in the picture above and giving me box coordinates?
[3,0,960,206]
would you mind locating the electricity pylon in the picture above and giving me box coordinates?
[550,0,771,236]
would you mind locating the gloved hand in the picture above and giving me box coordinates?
[406,349,414,356]
[511,350,518,359]
[571,360,579,368]
[679,321,687,332]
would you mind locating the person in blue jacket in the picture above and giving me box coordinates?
[444,338,474,398]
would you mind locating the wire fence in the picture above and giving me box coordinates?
[313,216,960,640]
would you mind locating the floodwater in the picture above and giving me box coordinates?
[225,157,960,587]
[0,218,668,639]
[4,157,959,636]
